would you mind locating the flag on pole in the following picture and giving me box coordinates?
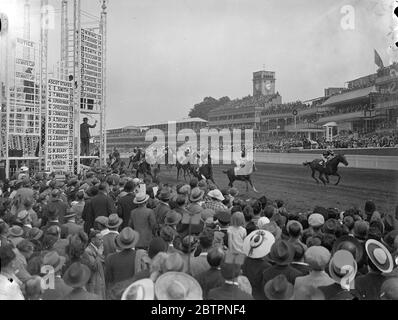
[374,49,384,69]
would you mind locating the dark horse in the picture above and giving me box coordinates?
[223,163,258,193]
[176,161,192,181]
[303,153,349,185]
[190,164,216,185]
[135,160,153,179]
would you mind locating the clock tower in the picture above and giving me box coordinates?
[253,70,276,96]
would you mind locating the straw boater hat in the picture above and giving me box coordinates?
[155,272,203,300]
[115,227,140,250]
[243,230,275,259]
[365,239,394,273]
[9,226,24,237]
[64,208,77,220]
[121,279,155,300]
[17,210,29,222]
[328,250,357,284]
[133,192,150,205]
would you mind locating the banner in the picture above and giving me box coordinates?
[45,78,74,173]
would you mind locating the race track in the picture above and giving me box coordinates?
[154,163,398,215]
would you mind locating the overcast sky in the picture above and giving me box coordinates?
[2,0,396,129]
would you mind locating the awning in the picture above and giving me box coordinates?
[321,86,377,106]
[322,122,337,127]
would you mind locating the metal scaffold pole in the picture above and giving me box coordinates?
[40,0,49,172]
[61,0,69,81]
[100,0,108,166]
[73,0,81,174]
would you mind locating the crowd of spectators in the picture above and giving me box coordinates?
[0,165,398,301]
[262,102,311,116]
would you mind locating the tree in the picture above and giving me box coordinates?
[188,96,230,120]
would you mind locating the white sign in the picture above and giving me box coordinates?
[45,78,74,173]
[80,29,103,109]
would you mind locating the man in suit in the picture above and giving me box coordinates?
[261,240,303,297]
[43,189,69,225]
[105,228,139,295]
[61,209,83,238]
[153,188,171,227]
[189,230,213,278]
[83,183,115,234]
[102,214,122,258]
[129,193,157,250]
[195,246,225,299]
[117,181,137,229]
[80,117,97,156]
[208,261,253,300]
[40,252,73,300]
[63,262,102,300]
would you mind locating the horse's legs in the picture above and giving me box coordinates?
[311,169,319,184]
[248,177,258,193]
[177,167,180,180]
[318,172,326,186]
[333,172,341,186]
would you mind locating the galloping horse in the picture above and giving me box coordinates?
[303,153,349,185]
[190,164,216,185]
[223,162,258,193]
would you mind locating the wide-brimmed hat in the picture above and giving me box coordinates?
[64,208,77,220]
[106,214,123,229]
[115,227,140,250]
[243,230,275,259]
[42,251,66,273]
[264,274,294,300]
[122,279,155,300]
[155,272,203,300]
[286,220,303,234]
[28,227,43,241]
[329,250,357,285]
[164,211,182,226]
[269,240,294,265]
[158,189,171,202]
[9,226,24,237]
[332,235,364,264]
[304,246,331,270]
[365,239,393,273]
[63,262,91,288]
[133,192,150,204]
[190,188,204,202]
[207,189,224,201]
[95,216,109,227]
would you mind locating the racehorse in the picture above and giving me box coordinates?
[303,153,349,185]
[190,164,216,185]
[135,159,153,179]
[223,162,258,193]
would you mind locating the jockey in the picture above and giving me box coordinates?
[234,149,248,176]
[320,149,335,168]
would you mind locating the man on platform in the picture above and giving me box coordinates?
[80,118,97,156]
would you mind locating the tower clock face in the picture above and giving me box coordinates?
[265,81,272,90]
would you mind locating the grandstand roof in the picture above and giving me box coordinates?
[139,117,208,128]
[211,93,280,112]
[321,86,377,106]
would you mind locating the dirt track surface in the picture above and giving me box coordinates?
[155,163,398,215]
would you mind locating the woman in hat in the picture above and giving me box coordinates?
[355,239,394,300]
[241,230,275,300]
